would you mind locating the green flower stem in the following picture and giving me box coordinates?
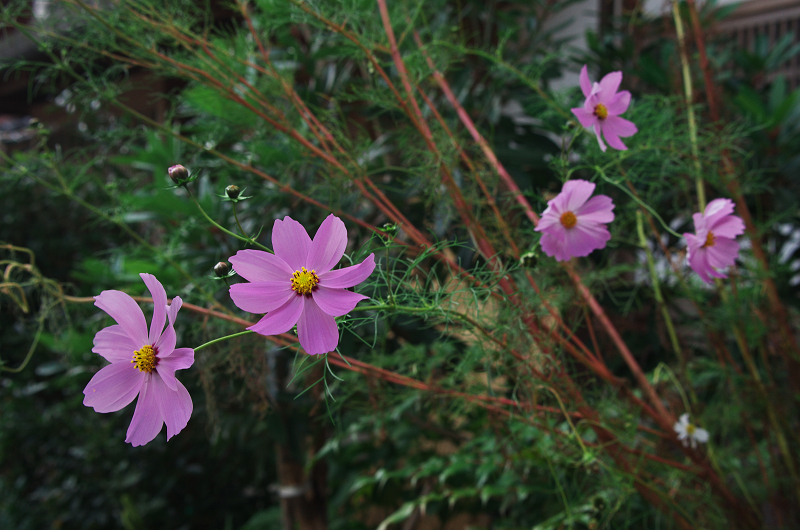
[0,149,227,313]
[671,0,706,211]
[232,206,249,241]
[653,363,692,412]
[707,443,760,516]
[349,302,507,350]
[717,284,800,493]
[597,166,682,238]
[636,212,683,366]
[186,189,271,252]
[194,330,254,352]
[0,312,45,373]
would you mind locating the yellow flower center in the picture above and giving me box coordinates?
[560,211,577,229]
[291,267,319,296]
[131,345,157,373]
[703,231,716,248]
[686,423,696,436]
[593,103,608,120]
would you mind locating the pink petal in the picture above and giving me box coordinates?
[307,214,348,273]
[593,124,607,152]
[312,286,368,317]
[603,116,638,138]
[562,179,595,212]
[601,128,629,151]
[140,273,167,345]
[248,295,304,336]
[166,296,183,325]
[562,222,610,258]
[151,375,192,441]
[710,215,745,239]
[230,281,294,314]
[598,71,622,97]
[704,198,735,220]
[691,212,708,232]
[160,347,195,364]
[318,254,376,288]
[155,325,176,357]
[576,195,615,224]
[571,107,597,129]
[125,373,164,447]
[534,210,561,233]
[540,229,570,262]
[272,217,312,271]
[706,237,739,269]
[229,249,293,282]
[83,362,144,413]
[694,428,709,443]
[704,198,736,227]
[579,64,592,98]
[605,90,631,115]
[544,195,566,216]
[94,290,148,346]
[688,248,726,284]
[156,363,178,391]
[156,348,194,391]
[92,325,139,363]
[683,233,703,256]
[297,297,339,354]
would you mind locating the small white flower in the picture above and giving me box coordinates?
[674,413,709,449]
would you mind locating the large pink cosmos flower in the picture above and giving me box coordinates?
[535,179,615,262]
[683,198,745,284]
[571,64,638,152]
[83,273,194,447]
[229,214,375,355]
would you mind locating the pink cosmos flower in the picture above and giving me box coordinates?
[683,198,745,284]
[535,179,615,262]
[229,214,375,355]
[571,64,638,152]
[83,273,194,447]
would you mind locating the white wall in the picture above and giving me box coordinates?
[643,0,756,15]
[545,0,599,91]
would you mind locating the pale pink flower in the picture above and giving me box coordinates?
[674,413,709,449]
[229,214,375,355]
[83,274,194,447]
[571,64,638,152]
[683,198,745,284]
[535,179,615,262]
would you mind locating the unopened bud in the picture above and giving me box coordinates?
[225,185,240,199]
[214,261,230,277]
[168,164,189,185]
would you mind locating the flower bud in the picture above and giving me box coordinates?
[214,261,230,277]
[168,164,189,185]
[225,185,240,199]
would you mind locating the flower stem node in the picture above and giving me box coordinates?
[214,261,230,277]
[209,261,236,281]
[380,222,399,245]
[225,185,240,199]
[219,185,252,203]
[168,164,191,186]
[519,249,539,269]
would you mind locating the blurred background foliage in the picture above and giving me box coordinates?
[2,0,800,528]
